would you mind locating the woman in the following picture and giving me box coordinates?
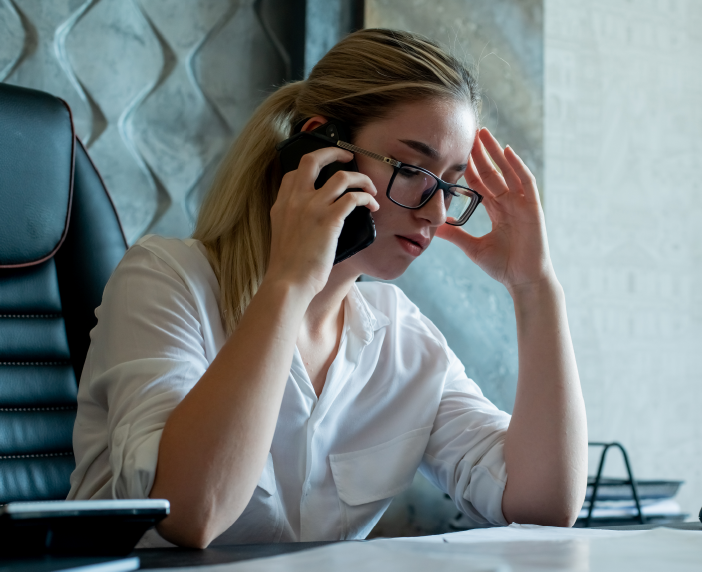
[68,29,587,548]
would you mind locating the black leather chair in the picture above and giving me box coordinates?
[0,83,127,502]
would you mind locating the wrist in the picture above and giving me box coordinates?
[258,273,317,309]
[508,274,564,310]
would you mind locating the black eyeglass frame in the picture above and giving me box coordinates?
[336,140,483,227]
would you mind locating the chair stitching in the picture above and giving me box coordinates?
[0,451,73,460]
[0,314,62,318]
[0,406,77,412]
[0,362,71,366]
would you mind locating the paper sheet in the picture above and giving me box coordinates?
[149,525,702,572]
[394,522,649,543]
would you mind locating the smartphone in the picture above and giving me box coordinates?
[276,120,376,264]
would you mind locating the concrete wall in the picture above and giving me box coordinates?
[545,0,702,522]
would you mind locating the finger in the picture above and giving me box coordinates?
[435,224,482,262]
[504,146,540,204]
[329,190,380,221]
[471,135,509,196]
[477,128,523,193]
[296,147,355,187]
[465,155,495,198]
[321,170,378,203]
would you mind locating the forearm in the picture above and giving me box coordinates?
[501,278,587,526]
[150,278,311,547]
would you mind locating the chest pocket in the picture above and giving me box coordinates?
[329,426,432,539]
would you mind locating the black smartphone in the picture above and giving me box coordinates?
[276,120,376,264]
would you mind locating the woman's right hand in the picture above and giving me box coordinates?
[153,147,377,548]
[267,147,379,297]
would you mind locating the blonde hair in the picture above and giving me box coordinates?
[193,29,480,334]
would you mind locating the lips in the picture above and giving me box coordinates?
[396,234,430,256]
[398,234,430,250]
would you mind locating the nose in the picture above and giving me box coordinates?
[416,187,447,227]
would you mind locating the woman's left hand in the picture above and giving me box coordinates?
[436,127,555,294]
[439,128,587,527]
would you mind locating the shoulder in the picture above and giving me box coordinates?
[102,235,222,337]
[118,235,219,297]
[102,236,209,316]
[356,281,451,363]
[133,235,210,272]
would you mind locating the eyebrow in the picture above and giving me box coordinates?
[398,139,468,172]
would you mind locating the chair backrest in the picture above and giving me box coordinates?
[0,83,127,503]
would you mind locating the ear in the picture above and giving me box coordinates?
[300,116,328,133]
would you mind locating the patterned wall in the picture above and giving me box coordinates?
[545,0,702,519]
[0,0,286,243]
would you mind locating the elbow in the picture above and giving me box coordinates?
[502,486,583,528]
[540,508,579,528]
[156,516,222,549]
[503,506,579,528]
[151,494,244,549]
[503,507,578,528]
[501,467,587,528]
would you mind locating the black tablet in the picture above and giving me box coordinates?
[0,555,141,572]
[0,499,169,557]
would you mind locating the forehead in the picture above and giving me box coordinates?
[363,98,477,157]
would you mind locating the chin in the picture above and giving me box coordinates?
[363,266,409,281]
[351,253,416,282]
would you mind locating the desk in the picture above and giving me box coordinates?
[135,541,339,569]
[133,523,702,568]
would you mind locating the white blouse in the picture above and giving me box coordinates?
[67,235,511,546]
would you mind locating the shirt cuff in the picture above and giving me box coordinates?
[464,439,508,526]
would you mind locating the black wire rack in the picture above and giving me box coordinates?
[580,442,685,528]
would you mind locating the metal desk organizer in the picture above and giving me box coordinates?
[579,442,684,528]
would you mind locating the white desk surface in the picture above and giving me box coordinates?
[151,524,702,572]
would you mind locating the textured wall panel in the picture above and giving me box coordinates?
[195,0,284,133]
[65,0,163,243]
[0,0,24,80]
[1,0,286,242]
[188,0,287,216]
[132,0,234,237]
[545,0,702,520]
[1,0,94,141]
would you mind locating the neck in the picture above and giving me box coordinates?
[302,263,360,335]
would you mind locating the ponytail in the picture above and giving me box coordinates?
[193,81,303,332]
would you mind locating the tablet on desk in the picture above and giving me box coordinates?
[0,555,141,572]
[0,499,169,557]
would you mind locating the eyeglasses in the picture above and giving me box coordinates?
[336,140,483,226]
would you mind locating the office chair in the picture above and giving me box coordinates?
[0,83,127,503]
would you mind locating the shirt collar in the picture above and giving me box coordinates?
[346,283,391,345]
